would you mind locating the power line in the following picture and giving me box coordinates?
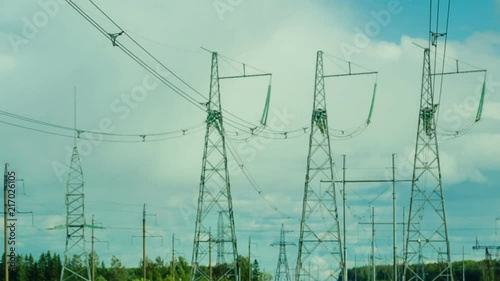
[225,137,300,221]
[65,0,207,111]
[0,108,205,137]
[66,0,377,141]
[0,116,205,143]
[66,0,283,136]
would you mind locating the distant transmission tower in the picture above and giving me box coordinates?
[402,48,453,281]
[191,52,239,281]
[61,91,90,281]
[217,211,225,265]
[271,224,295,281]
[60,145,90,280]
[296,50,343,281]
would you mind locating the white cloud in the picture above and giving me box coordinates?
[0,0,498,272]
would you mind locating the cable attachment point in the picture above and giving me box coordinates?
[250,127,257,135]
[431,31,446,46]
[140,135,146,142]
[108,31,124,46]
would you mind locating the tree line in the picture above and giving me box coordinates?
[346,259,500,281]
[1,251,499,281]
[0,252,271,281]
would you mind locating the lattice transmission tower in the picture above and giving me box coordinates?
[191,52,239,281]
[271,224,295,281]
[61,92,90,281]
[296,50,343,281]
[402,47,453,281]
[191,49,271,281]
[60,144,90,281]
[296,51,377,281]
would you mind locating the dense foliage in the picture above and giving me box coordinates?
[347,259,500,281]
[0,252,498,281]
[0,252,271,281]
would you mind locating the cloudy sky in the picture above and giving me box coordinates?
[1,0,500,274]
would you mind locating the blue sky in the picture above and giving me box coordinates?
[0,0,500,276]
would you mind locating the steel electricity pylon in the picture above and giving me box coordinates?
[61,91,90,281]
[191,49,271,281]
[190,52,237,281]
[190,49,272,281]
[271,224,295,281]
[296,51,377,281]
[60,145,91,281]
[191,53,234,281]
[402,48,453,281]
[296,51,341,281]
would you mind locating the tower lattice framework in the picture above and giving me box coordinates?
[296,51,343,281]
[403,48,453,281]
[60,146,91,281]
[191,52,239,281]
[272,224,294,281]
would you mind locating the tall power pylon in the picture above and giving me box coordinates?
[271,224,295,281]
[191,52,239,281]
[296,51,344,281]
[61,92,90,281]
[60,145,91,281]
[402,48,453,281]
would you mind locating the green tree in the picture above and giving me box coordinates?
[238,256,250,281]
[260,272,273,281]
[16,254,29,281]
[26,254,42,281]
[251,260,260,281]
[176,256,191,281]
[108,255,128,281]
[95,275,108,281]
[137,257,165,281]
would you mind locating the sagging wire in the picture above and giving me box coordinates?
[321,53,379,139]
[436,70,487,140]
[0,109,206,143]
[67,0,292,138]
[224,135,300,221]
